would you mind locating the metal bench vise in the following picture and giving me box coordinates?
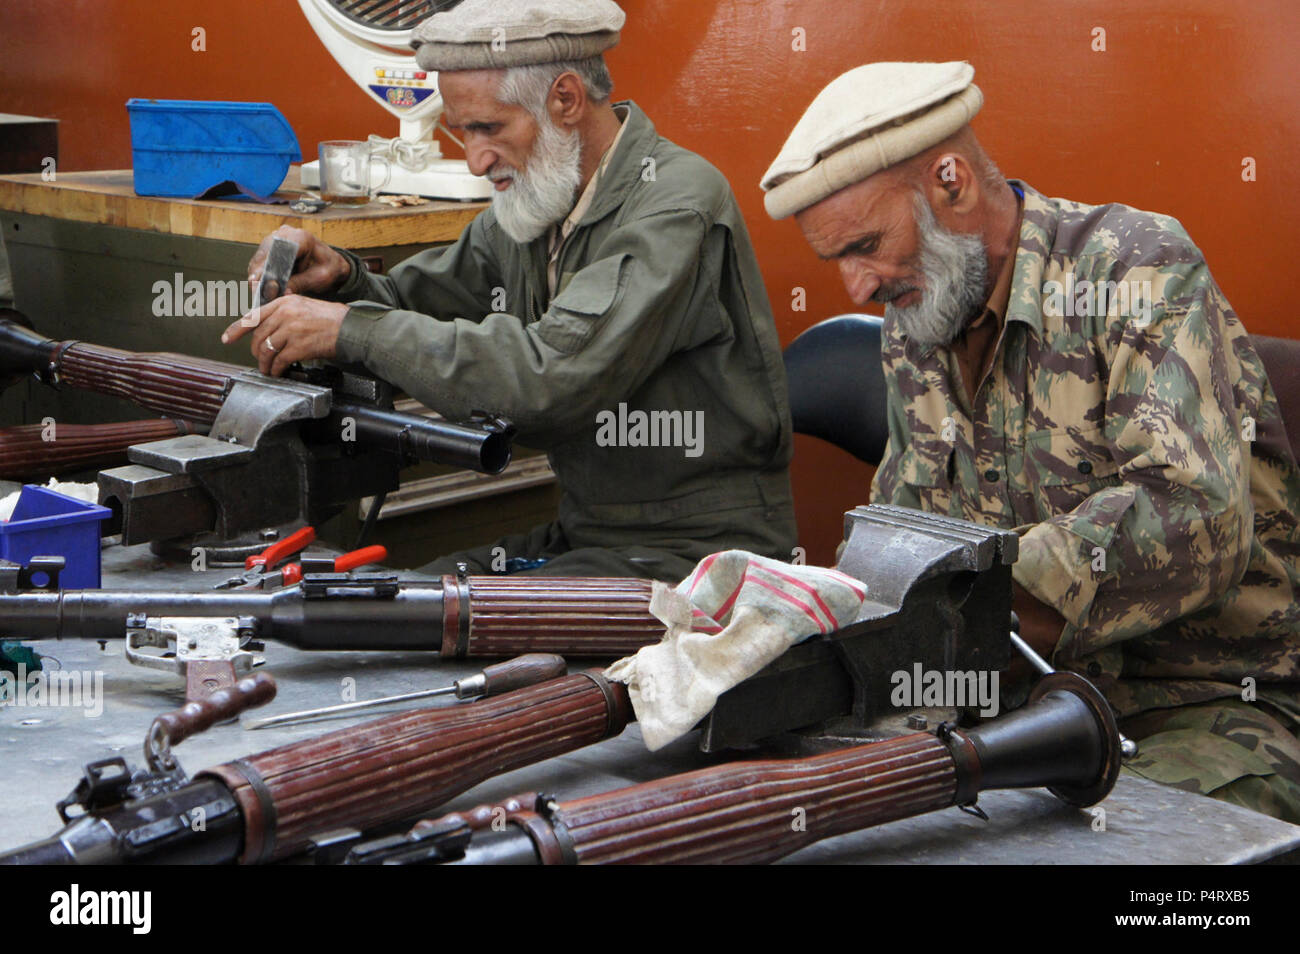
[697,504,1018,752]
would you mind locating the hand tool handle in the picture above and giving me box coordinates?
[247,526,316,570]
[153,672,279,750]
[333,545,388,572]
[201,671,630,863]
[469,653,568,698]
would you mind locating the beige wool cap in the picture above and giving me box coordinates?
[412,0,626,72]
[761,61,984,220]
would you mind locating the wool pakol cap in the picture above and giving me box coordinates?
[412,0,626,71]
[761,61,983,220]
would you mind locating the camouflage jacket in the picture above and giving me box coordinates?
[871,181,1300,721]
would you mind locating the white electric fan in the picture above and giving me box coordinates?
[297,0,493,200]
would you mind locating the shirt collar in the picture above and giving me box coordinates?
[555,104,629,245]
[1003,179,1056,336]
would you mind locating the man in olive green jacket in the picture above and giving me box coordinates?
[224,0,795,582]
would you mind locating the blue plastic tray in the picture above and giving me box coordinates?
[127,98,302,198]
[0,485,110,589]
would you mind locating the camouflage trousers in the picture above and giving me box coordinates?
[1120,698,1300,825]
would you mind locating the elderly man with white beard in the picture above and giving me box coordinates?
[222,0,796,582]
[763,62,1300,823]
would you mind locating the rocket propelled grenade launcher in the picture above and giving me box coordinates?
[0,669,631,865]
[349,672,1122,866]
[0,561,662,658]
[0,311,514,555]
[0,505,1102,866]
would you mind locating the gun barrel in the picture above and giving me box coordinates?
[0,312,60,386]
[0,575,659,657]
[0,778,248,866]
[438,672,1121,865]
[329,402,513,474]
[0,318,514,474]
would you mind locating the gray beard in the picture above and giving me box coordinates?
[490,119,583,244]
[884,193,989,349]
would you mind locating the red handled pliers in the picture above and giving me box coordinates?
[213,527,386,590]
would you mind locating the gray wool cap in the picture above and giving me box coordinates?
[412,0,626,71]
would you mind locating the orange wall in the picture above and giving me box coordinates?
[2,1,1296,564]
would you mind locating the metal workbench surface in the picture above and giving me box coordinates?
[2,539,1299,865]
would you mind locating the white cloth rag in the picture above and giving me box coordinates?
[604,551,868,751]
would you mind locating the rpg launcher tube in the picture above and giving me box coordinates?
[0,673,631,865]
[420,672,1121,865]
[0,419,202,481]
[0,317,511,474]
[0,575,662,658]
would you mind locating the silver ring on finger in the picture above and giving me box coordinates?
[265,336,278,352]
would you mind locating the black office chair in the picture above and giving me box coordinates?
[1253,335,1300,462]
[783,314,889,466]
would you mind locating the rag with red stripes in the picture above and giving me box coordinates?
[605,550,868,750]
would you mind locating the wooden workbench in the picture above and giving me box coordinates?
[0,166,483,247]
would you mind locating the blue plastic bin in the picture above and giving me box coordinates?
[0,486,110,589]
[127,99,302,198]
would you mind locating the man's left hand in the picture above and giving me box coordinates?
[1004,581,1068,690]
[221,295,349,376]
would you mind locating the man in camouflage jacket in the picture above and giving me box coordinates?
[763,62,1300,822]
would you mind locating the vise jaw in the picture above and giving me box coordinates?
[696,504,1018,752]
[97,372,398,556]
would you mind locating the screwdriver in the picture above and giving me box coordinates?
[242,653,568,730]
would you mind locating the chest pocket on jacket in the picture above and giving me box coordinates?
[1025,425,1121,515]
[897,441,954,514]
[535,253,630,355]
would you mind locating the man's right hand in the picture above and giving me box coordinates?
[247,225,352,298]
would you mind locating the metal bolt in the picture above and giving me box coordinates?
[906,713,928,730]
[261,529,279,542]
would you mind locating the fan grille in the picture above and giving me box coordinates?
[328,0,464,32]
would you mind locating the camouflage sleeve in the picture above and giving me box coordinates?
[1015,261,1254,656]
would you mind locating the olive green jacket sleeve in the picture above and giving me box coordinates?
[334,207,713,448]
[328,214,502,325]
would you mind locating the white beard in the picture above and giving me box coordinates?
[885,193,989,349]
[489,118,583,244]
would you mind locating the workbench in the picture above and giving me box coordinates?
[0,170,559,565]
[2,535,1298,865]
